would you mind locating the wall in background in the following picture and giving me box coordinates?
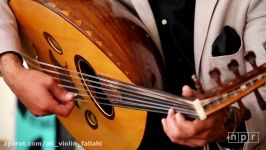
[0,78,16,142]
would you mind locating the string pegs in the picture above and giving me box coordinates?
[191,74,205,94]
[227,59,241,77]
[238,101,252,120]
[254,90,266,110]
[244,51,266,110]
[209,68,223,87]
[245,51,257,69]
[227,59,251,120]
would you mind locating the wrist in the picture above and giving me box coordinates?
[0,52,24,78]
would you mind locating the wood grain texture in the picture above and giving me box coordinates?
[9,0,164,149]
[37,0,164,87]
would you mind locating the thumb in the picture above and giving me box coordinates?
[49,84,75,102]
[182,85,194,97]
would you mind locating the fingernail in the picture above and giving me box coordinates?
[176,112,181,118]
[73,93,78,97]
[176,113,184,121]
[168,109,175,115]
[65,92,76,101]
[168,109,171,115]
[161,118,165,124]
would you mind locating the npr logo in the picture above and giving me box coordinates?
[228,132,260,143]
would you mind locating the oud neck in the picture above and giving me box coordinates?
[22,54,266,121]
[201,63,266,117]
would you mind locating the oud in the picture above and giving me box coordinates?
[9,0,266,149]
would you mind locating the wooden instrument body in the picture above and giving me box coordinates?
[10,0,164,149]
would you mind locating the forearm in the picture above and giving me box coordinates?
[0,52,24,80]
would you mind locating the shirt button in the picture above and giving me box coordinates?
[161,19,167,25]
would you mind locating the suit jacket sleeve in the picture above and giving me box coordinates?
[244,0,266,66]
[242,0,266,149]
[0,0,21,55]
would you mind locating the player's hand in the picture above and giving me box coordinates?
[161,85,230,147]
[0,53,75,117]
